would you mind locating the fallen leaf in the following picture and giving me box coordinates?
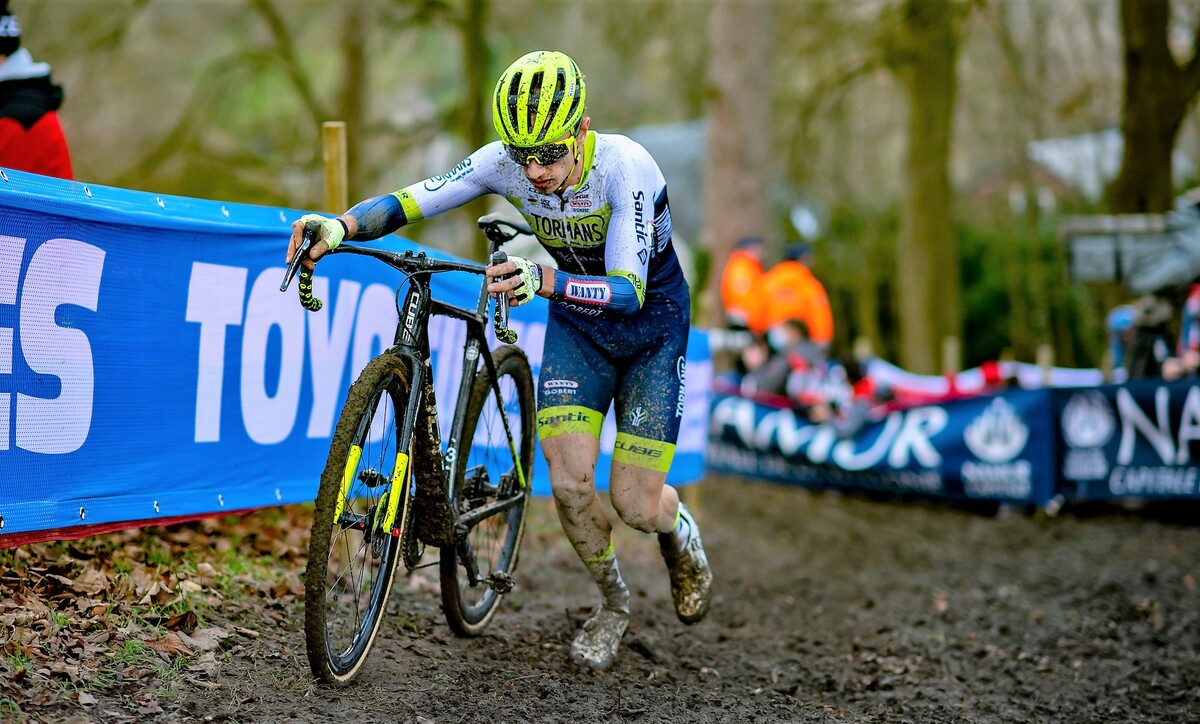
[145,633,193,658]
[164,611,198,634]
[77,691,97,706]
[73,568,110,596]
[177,627,230,653]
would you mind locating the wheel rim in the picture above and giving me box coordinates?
[321,378,404,673]
[454,366,530,622]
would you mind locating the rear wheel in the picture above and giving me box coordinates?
[304,354,415,685]
[440,345,535,637]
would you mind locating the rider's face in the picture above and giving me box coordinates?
[518,120,587,194]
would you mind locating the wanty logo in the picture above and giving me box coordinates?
[566,280,610,304]
[625,406,648,428]
[963,397,1029,463]
[1061,391,1116,449]
[543,379,578,390]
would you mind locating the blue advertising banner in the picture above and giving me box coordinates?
[1056,379,1200,501]
[0,170,708,542]
[706,387,1058,506]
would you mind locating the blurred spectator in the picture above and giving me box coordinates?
[720,235,766,331]
[1125,295,1174,381]
[0,0,73,179]
[759,243,834,347]
[1178,282,1200,359]
[1106,304,1136,377]
[743,318,827,400]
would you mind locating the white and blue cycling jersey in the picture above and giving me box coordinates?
[345,131,691,469]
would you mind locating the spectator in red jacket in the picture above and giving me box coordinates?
[0,0,73,179]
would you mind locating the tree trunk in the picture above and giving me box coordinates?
[337,4,366,205]
[887,0,964,374]
[700,0,774,328]
[1108,0,1200,213]
[460,0,491,261]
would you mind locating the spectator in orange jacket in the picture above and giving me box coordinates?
[719,235,766,331]
[0,0,73,179]
[759,243,833,346]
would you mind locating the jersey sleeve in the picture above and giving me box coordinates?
[346,143,508,240]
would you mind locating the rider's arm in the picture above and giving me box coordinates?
[544,151,661,319]
[341,146,502,241]
[545,268,644,317]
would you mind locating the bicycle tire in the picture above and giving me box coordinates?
[439,344,535,637]
[304,353,415,685]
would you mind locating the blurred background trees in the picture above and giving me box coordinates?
[19,0,1200,374]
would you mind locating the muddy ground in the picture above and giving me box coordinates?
[12,474,1200,723]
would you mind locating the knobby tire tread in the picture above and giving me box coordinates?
[304,354,411,686]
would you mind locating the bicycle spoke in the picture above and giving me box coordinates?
[305,356,413,685]
[441,345,534,637]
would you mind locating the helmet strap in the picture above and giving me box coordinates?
[553,133,582,195]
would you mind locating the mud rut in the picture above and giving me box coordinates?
[168,475,1200,724]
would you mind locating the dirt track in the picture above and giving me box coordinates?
[149,474,1198,724]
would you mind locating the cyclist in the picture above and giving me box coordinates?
[286,49,712,670]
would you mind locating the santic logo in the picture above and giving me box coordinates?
[963,397,1029,463]
[1061,391,1116,449]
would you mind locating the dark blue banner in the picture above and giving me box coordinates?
[1056,380,1200,501]
[707,387,1058,506]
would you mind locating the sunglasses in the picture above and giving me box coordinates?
[504,135,577,167]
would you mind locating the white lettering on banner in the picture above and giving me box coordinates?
[1109,465,1198,496]
[1116,387,1175,465]
[962,460,1032,498]
[887,406,947,468]
[1177,386,1200,465]
[0,234,23,452]
[241,269,306,444]
[13,238,105,454]
[354,284,400,443]
[186,263,247,442]
[305,277,361,439]
[709,396,946,470]
[829,414,904,470]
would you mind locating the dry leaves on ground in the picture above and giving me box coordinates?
[0,505,312,721]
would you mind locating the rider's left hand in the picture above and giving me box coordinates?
[487,256,543,305]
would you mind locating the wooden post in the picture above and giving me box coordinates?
[1037,343,1054,387]
[322,121,348,213]
[853,336,874,362]
[941,335,961,375]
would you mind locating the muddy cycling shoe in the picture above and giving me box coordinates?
[570,607,630,670]
[659,503,713,625]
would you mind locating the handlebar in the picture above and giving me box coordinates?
[280,220,323,312]
[279,217,524,343]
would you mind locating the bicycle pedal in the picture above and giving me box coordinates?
[487,571,515,594]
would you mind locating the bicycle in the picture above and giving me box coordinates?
[280,214,537,686]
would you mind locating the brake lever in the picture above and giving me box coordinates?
[280,220,324,312]
[489,250,518,344]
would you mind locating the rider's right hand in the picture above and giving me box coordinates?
[287,213,347,269]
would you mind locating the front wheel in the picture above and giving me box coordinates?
[440,344,535,637]
[304,354,415,685]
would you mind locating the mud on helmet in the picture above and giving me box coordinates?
[492,50,586,148]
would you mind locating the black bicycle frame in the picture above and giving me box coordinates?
[386,251,523,547]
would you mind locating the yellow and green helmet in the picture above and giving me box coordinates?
[492,50,586,147]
